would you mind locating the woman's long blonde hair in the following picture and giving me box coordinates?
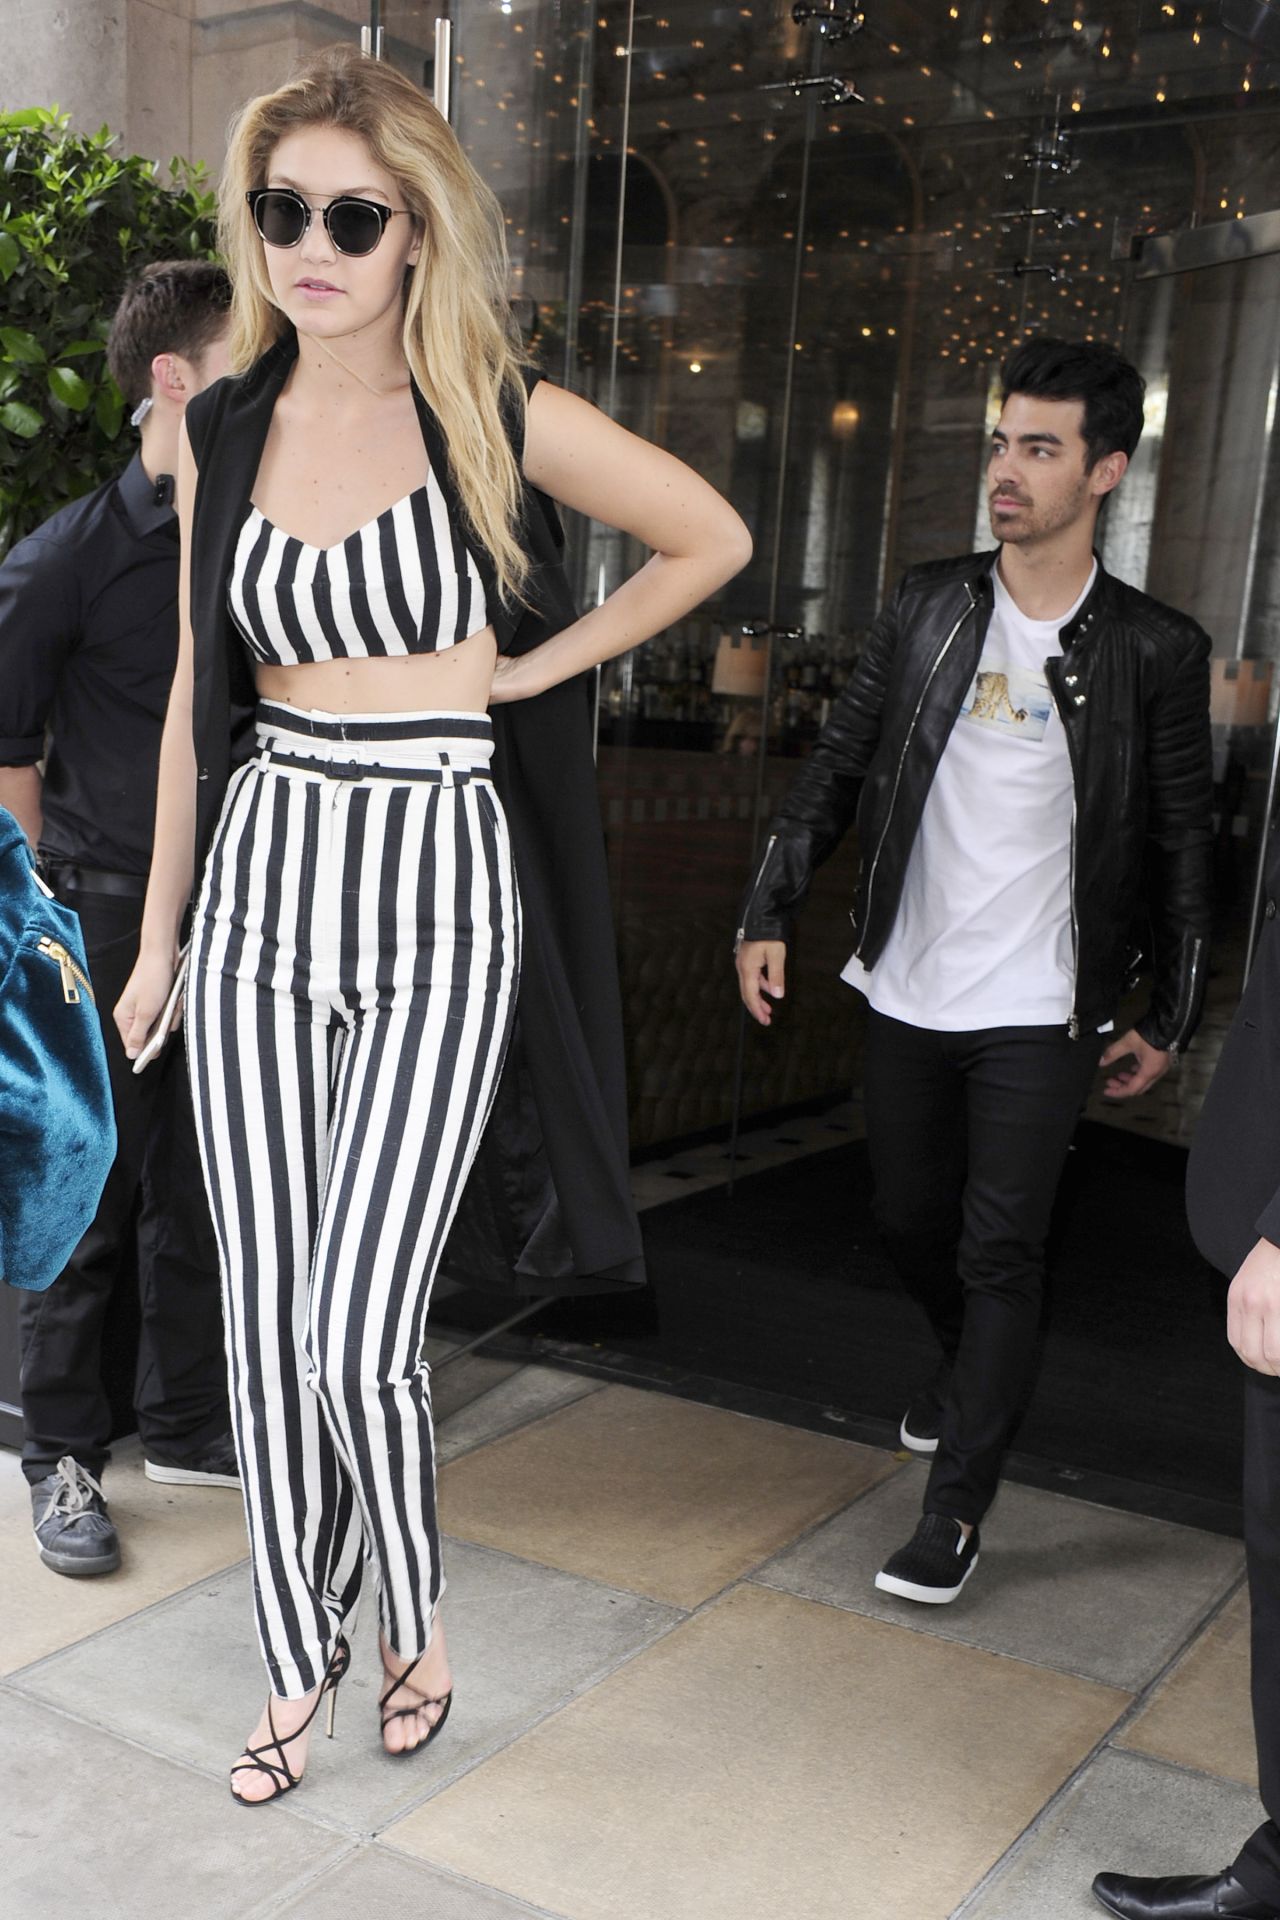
[219,44,530,606]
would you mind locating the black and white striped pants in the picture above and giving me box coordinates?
[186,702,519,1698]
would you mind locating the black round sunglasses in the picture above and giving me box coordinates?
[246,187,411,257]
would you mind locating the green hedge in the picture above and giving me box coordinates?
[0,108,217,559]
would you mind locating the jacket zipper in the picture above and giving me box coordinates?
[855,585,976,956]
[1048,669,1083,1039]
[1165,933,1204,1058]
[1066,792,1080,1039]
[735,833,779,952]
[36,937,95,1006]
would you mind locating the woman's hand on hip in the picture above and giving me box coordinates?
[487,651,546,705]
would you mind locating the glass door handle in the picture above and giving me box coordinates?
[434,15,453,121]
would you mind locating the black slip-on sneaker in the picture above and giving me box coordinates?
[899,1394,943,1455]
[875,1513,979,1605]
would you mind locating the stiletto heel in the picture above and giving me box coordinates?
[230,1635,350,1805]
[378,1647,453,1759]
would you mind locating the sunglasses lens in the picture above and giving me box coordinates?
[255,191,307,248]
[327,200,386,255]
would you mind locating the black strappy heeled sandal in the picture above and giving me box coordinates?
[378,1647,453,1759]
[230,1635,351,1806]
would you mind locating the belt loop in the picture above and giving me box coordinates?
[439,753,455,790]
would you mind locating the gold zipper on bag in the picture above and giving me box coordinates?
[36,938,95,1006]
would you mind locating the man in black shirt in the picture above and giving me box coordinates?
[0,262,236,1577]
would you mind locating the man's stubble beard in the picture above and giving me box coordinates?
[988,479,1092,548]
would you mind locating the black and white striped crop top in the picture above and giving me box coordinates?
[228,471,489,665]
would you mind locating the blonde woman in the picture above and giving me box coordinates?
[115,43,750,1805]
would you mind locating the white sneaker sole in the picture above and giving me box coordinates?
[875,1553,978,1605]
[898,1417,939,1456]
[144,1461,240,1489]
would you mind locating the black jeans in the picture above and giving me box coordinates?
[863,1009,1106,1525]
[18,881,228,1485]
[1231,1369,1280,1908]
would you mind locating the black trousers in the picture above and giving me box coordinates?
[863,1009,1105,1525]
[1230,1370,1280,1908]
[18,881,228,1485]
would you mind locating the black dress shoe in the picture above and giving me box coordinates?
[1092,1869,1280,1918]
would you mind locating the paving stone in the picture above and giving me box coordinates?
[962,1747,1266,1919]
[258,1845,561,1918]
[0,1688,343,1920]
[388,1584,1128,1920]
[436,1364,604,1465]
[13,1537,681,1837]
[754,1464,1243,1689]
[1118,1585,1257,1787]
[440,1383,899,1607]
[0,1439,249,1676]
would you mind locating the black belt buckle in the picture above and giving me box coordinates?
[326,756,365,781]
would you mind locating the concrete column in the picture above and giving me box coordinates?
[0,0,129,137]
[0,1,369,172]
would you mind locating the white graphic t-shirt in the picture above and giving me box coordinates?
[842,561,1097,1031]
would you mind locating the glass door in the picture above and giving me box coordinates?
[453,0,905,1155]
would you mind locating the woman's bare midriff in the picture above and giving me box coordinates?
[254,625,499,715]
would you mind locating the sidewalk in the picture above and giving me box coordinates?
[0,1327,1259,1920]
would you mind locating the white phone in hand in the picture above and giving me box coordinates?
[130,944,190,1075]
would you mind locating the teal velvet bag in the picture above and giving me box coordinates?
[0,806,116,1290]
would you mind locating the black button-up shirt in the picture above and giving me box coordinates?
[0,454,179,875]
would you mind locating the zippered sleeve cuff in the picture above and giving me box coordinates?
[736,828,818,950]
[1134,1006,1196,1057]
[1135,930,1209,1056]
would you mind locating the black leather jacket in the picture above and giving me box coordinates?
[738,550,1214,1052]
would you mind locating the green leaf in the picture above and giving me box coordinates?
[94,385,124,439]
[0,113,215,546]
[0,109,55,133]
[1,400,43,438]
[47,364,89,409]
[0,324,43,364]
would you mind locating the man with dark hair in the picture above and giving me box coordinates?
[0,260,237,1577]
[105,260,235,415]
[735,336,1213,1603]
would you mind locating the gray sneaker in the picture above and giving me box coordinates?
[31,1457,120,1577]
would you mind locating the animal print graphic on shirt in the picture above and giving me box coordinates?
[959,661,1053,742]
